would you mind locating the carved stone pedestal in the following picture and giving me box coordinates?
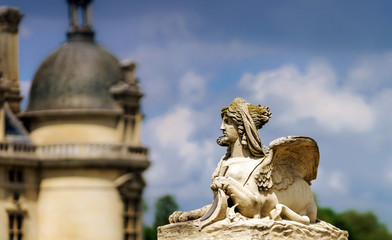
[158,219,348,240]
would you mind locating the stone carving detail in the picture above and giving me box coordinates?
[114,173,145,199]
[163,97,348,239]
[0,7,23,33]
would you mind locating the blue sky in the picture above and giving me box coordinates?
[4,0,392,229]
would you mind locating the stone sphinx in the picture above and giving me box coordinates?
[159,97,348,240]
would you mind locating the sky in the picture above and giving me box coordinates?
[3,0,392,229]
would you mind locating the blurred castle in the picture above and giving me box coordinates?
[0,1,149,240]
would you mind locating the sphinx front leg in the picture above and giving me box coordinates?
[169,204,211,223]
[212,176,261,218]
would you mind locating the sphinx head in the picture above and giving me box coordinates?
[217,97,272,158]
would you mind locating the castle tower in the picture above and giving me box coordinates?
[0,7,23,114]
[0,1,149,240]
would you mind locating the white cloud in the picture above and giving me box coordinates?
[143,104,220,193]
[19,79,31,110]
[150,106,195,148]
[313,168,349,196]
[115,11,270,109]
[130,13,392,225]
[179,71,206,104]
[240,60,375,132]
[347,51,392,93]
[142,102,222,226]
[371,88,392,125]
[19,80,31,97]
[133,39,267,108]
[328,170,349,195]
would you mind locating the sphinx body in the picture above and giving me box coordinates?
[210,136,318,225]
[169,98,319,227]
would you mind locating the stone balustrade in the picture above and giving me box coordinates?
[0,142,148,162]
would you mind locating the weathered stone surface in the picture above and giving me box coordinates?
[158,219,348,240]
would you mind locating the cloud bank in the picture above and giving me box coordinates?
[239,60,375,132]
[142,52,392,228]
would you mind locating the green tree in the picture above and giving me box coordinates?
[143,225,157,240]
[153,194,179,229]
[339,210,392,240]
[144,194,179,240]
[318,206,392,240]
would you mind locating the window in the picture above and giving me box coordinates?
[8,169,23,183]
[7,168,24,203]
[8,212,23,240]
[123,198,141,240]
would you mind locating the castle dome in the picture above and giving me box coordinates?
[21,0,122,117]
[23,39,122,116]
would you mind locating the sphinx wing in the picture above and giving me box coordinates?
[267,136,320,190]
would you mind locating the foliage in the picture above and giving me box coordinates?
[144,194,179,240]
[318,206,392,240]
[143,225,157,240]
[153,194,179,229]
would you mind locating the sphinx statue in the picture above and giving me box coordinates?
[160,97,348,240]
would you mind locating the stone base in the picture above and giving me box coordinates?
[158,219,348,240]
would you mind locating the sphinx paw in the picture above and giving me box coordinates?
[169,211,185,223]
[212,176,233,192]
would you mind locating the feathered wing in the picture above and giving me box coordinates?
[255,136,319,191]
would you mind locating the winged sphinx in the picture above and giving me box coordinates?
[169,97,319,229]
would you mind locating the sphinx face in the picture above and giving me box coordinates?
[220,115,239,145]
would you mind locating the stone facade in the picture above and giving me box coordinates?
[0,2,149,240]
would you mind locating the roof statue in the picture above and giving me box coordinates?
[159,97,348,240]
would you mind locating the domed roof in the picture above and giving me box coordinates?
[22,0,123,117]
[23,39,122,115]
